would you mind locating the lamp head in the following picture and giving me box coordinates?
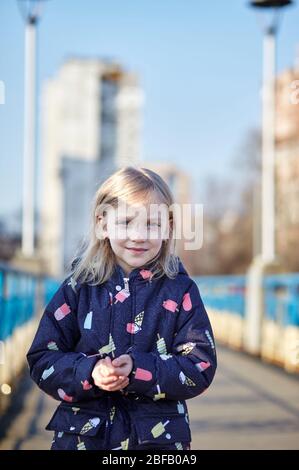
[249,1,292,8]
[17,0,49,24]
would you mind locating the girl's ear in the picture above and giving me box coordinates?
[95,214,108,240]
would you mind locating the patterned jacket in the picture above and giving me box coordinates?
[27,258,217,449]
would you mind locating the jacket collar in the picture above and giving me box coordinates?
[107,257,188,288]
[109,258,158,287]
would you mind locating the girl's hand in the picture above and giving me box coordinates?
[92,357,129,391]
[95,356,117,377]
[111,354,133,378]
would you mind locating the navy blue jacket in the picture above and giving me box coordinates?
[27,259,217,450]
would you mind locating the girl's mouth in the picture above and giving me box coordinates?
[126,247,148,253]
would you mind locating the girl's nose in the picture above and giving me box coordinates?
[128,224,147,240]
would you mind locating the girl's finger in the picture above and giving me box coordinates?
[98,375,119,385]
[105,376,128,387]
[111,366,126,376]
[111,376,128,386]
[101,367,113,377]
[106,378,129,391]
[105,357,117,374]
[112,355,128,367]
[100,360,115,377]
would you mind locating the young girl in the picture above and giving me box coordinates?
[27,166,217,451]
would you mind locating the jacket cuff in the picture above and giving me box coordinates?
[75,354,105,396]
[124,350,156,394]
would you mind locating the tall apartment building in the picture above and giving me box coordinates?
[275,56,299,269]
[39,58,143,276]
[142,162,196,273]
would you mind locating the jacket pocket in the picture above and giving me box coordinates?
[133,414,191,445]
[45,404,108,437]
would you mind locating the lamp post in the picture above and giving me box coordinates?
[17,0,48,258]
[245,0,293,355]
[250,0,293,264]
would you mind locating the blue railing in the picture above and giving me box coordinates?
[44,278,61,307]
[195,275,246,317]
[0,262,298,382]
[1,265,298,342]
[0,262,60,342]
[195,273,299,327]
[0,264,37,341]
[263,273,299,327]
[0,263,62,413]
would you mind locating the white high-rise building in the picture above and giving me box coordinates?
[39,58,143,276]
[275,55,299,271]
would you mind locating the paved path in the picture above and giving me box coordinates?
[0,345,298,450]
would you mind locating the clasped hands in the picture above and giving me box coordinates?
[91,354,133,392]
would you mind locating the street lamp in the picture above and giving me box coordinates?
[17,0,48,258]
[245,0,293,355]
[249,0,293,264]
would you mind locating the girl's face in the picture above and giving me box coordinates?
[100,200,169,276]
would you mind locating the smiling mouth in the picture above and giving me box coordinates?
[126,247,148,252]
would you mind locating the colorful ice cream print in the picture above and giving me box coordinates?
[99,334,116,357]
[114,288,130,304]
[184,376,196,386]
[176,342,196,355]
[179,371,196,387]
[112,438,129,451]
[160,353,172,360]
[139,269,153,281]
[57,388,73,402]
[80,417,100,434]
[41,365,54,380]
[83,311,93,329]
[151,420,170,438]
[121,439,129,450]
[81,380,93,390]
[77,437,86,450]
[163,299,179,312]
[177,401,184,414]
[54,303,71,321]
[134,367,152,381]
[205,329,215,351]
[126,310,144,334]
[153,384,166,401]
[156,333,167,355]
[179,371,186,384]
[182,292,192,311]
[195,361,211,372]
[47,341,59,351]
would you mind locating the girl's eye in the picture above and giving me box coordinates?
[148,222,161,228]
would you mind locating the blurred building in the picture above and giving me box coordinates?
[39,58,143,276]
[143,162,197,273]
[276,55,299,270]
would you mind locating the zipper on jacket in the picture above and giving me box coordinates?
[123,277,135,353]
[123,277,130,293]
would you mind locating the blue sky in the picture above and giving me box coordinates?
[0,0,298,217]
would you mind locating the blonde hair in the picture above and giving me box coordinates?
[70,166,179,286]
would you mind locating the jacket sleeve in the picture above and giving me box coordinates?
[26,277,105,403]
[124,280,217,401]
